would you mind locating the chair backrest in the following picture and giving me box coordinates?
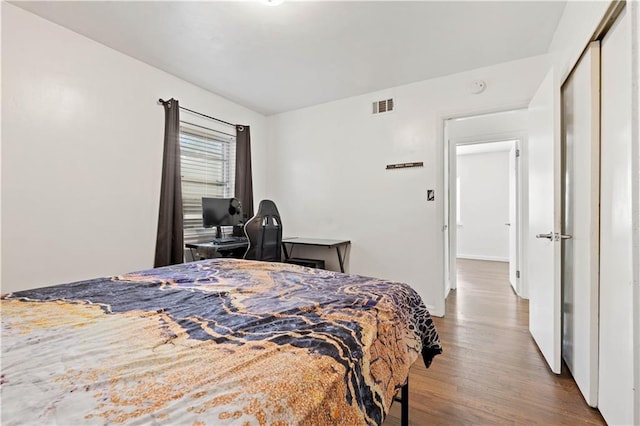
[243,199,283,262]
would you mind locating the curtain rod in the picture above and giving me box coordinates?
[158,98,240,130]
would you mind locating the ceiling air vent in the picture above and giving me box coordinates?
[372,98,394,114]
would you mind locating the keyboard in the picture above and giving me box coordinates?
[212,237,248,245]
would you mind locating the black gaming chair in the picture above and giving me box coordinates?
[243,200,283,262]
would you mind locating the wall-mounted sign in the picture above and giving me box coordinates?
[385,162,424,170]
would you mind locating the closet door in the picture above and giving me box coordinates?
[560,40,600,407]
[599,6,634,425]
[528,69,562,374]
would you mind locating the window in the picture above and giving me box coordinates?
[180,124,236,243]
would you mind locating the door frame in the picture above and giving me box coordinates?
[442,110,529,305]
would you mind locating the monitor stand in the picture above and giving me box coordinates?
[215,226,222,239]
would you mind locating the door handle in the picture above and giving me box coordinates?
[505,223,511,226]
[536,232,573,241]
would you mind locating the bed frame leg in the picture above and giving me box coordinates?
[401,380,409,426]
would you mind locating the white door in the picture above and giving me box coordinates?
[444,139,451,297]
[598,7,635,425]
[445,122,458,298]
[448,137,457,294]
[508,143,518,290]
[443,123,452,301]
[527,69,562,374]
[560,41,600,407]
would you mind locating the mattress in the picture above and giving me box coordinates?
[1,259,441,425]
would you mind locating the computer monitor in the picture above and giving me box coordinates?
[202,197,244,238]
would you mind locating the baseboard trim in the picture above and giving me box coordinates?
[456,254,509,262]
[427,304,444,317]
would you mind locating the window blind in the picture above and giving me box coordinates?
[180,124,236,243]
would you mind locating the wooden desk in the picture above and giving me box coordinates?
[281,237,351,273]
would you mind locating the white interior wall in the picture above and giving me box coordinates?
[1,4,268,293]
[267,55,549,315]
[456,150,510,262]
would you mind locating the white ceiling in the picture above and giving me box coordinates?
[13,1,566,116]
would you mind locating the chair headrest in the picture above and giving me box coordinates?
[256,199,280,217]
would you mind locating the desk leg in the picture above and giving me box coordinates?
[336,246,346,273]
[401,380,409,426]
[282,243,291,260]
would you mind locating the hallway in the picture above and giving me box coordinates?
[385,259,605,424]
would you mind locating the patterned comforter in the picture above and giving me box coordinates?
[1,259,441,425]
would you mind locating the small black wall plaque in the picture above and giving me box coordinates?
[385,162,424,170]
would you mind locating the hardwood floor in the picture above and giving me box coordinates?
[384,259,605,425]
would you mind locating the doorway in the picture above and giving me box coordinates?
[444,109,528,302]
[456,140,518,288]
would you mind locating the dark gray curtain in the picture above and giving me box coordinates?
[154,98,184,267]
[235,125,254,220]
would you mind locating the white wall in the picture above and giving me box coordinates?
[1,4,268,293]
[267,54,549,315]
[456,150,510,262]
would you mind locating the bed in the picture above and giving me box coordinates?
[1,258,441,425]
